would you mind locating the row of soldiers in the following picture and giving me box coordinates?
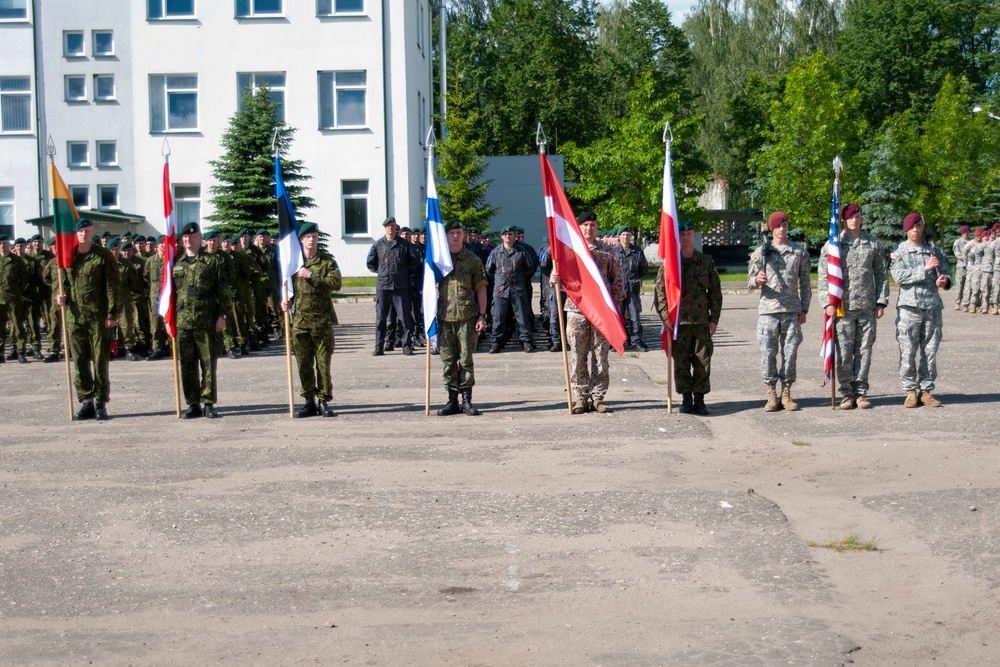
[952,223,1000,314]
[0,227,285,364]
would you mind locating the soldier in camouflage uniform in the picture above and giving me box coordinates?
[979,228,995,314]
[952,225,970,310]
[228,233,258,354]
[117,241,144,361]
[436,221,489,417]
[29,235,55,360]
[0,234,29,363]
[203,230,242,359]
[40,238,63,362]
[890,213,951,408]
[144,235,169,360]
[617,226,649,351]
[656,220,722,415]
[55,218,121,420]
[991,227,1000,315]
[10,238,39,360]
[279,223,342,418]
[962,228,983,312]
[748,211,810,412]
[818,204,889,410]
[174,223,231,419]
[552,212,626,415]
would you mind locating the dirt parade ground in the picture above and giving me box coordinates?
[1,289,999,666]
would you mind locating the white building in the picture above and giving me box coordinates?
[0,0,434,275]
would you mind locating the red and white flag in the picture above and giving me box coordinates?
[657,142,682,348]
[539,153,627,356]
[158,159,177,338]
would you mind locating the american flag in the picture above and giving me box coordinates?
[820,177,842,385]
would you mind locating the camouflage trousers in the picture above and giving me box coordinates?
[756,313,802,386]
[962,267,981,307]
[980,271,994,307]
[439,317,478,392]
[25,299,42,351]
[47,301,63,354]
[68,317,112,403]
[177,327,222,406]
[148,297,168,352]
[954,264,966,304]
[566,311,610,401]
[895,306,942,391]
[833,311,877,397]
[1,301,26,354]
[292,323,335,401]
[120,298,139,351]
[993,272,1000,306]
[672,323,713,394]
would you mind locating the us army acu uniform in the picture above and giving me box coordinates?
[952,226,970,309]
[991,234,1000,315]
[962,231,983,311]
[979,233,994,313]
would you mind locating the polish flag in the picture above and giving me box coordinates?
[657,142,682,343]
[540,153,627,356]
[158,159,177,338]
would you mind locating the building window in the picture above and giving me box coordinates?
[317,0,364,15]
[93,31,114,57]
[94,75,115,102]
[417,91,426,145]
[236,0,282,17]
[67,142,89,168]
[0,78,31,132]
[174,185,201,227]
[0,187,14,238]
[148,0,195,19]
[0,0,27,20]
[70,185,90,209]
[96,141,117,167]
[342,180,368,235]
[318,71,366,129]
[150,75,198,132]
[65,75,86,102]
[97,185,119,210]
[416,0,424,51]
[64,31,85,57]
[237,72,285,122]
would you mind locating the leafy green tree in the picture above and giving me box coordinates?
[860,128,912,245]
[562,72,705,235]
[206,86,314,235]
[752,51,864,241]
[435,72,498,231]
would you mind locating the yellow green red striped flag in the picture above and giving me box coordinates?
[49,162,79,268]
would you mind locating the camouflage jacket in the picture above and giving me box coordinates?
[967,241,984,271]
[890,240,952,311]
[62,244,121,322]
[565,243,626,316]
[656,250,722,326]
[290,253,342,328]
[173,250,231,330]
[144,254,164,304]
[228,249,256,296]
[438,247,487,323]
[747,241,811,315]
[0,253,26,305]
[41,256,60,303]
[818,232,889,313]
[953,237,970,267]
[982,241,995,273]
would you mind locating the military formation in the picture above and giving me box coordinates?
[952,223,1000,315]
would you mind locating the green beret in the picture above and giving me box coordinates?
[678,220,695,231]
[254,228,268,236]
[28,233,41,242]
[76,218,93,231]
[297,222,318,237]
[399,226,411,233]
[119,240,132,250]
[13,237,26,245]
[238,228,250,237]
[382,216,396,227]
[220,233,232,242]
[444,220,463,231]
[46,236,55,245]
[156,235,165,243]
[100,230,111,237]
[501,225,517,234]
[413,226,425,234]
[0,234,9,241]
[202,229,219,240]
[134,234,145,242]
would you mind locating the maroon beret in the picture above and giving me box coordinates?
[768,211,788,231]
[960,225,970,234]
[841,203,861,221]
[975,228,984,239]
[903,213,923,233]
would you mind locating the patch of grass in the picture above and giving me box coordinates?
[622,388,634,393]
[628,352,640,359]
[339,276,376,288]
[654,380,668,385]
[791,440,811,447]
[807,534,879,552]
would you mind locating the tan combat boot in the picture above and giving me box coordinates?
[855,395,872,409]
[903,390,920,408]
[764,385,780,412]
[592,399,612,413]
[955,303,962,310]
[840,395,856,410]
[780,383,800,411]
[919,390,943,407]
[572,399,588,414]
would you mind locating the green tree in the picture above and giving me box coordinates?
[206,86,314,234]
[752,51,864,240]
[860,128,913,245]
[562,72,705,235]
[435,72,498,231]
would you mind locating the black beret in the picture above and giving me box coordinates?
[678,220,695,232]
[180,222,201,235]
[444,220,463,231]
[577,211,597,224]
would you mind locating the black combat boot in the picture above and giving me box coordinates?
[296,399,319,418]
[203,404,220,418]
[75,399,96,421]
[318,400,336,417]
[438,390,461,416]
[372,346,384,356]
[44,353,60,363]
[679,393,693,414]
[461,388,481,416]
[693,393,709,416]
[95,400,109,421]
[182,403,202,419]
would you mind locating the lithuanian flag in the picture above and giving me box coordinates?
[50,162,79,269]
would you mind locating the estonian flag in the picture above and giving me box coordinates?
[276,157,304,297]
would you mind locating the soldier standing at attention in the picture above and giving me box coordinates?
[0,234,29,364]
[818,204,889,410]
[144,235,169,360]
[54,219,121,420]
[203,230,241,359]
[367,217,419,356]
[952,225,970,311]
[617,226,649,351]
[891,213,951,408]
[656,220,722,415]
[436,221,488,417]
[748,211,810,412]
[485,225,537,353]
[174,222,230,419]
[280,223,342,418]
[10,238,38,360]
[964,228,984,312]
[40,237,64,362]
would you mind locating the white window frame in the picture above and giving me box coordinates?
[64,31,85,57]
[0,77,32,133]
[341,179,369,237]
[318,71,367,129]
[94,74,116,102]
[148,0,195,20]
[173,184,201,227]
[235,0,283,18]
[149,74,199,132]
[317,0,364,16]
[69,185,90,210]
[237,72,286,122]
[67,142,89,168]
[96,141,118,167]
[93,30,114,57]
[64,75,87,102]
[0,0,28,21]
[97,184,119,210]
[0,187,14,238]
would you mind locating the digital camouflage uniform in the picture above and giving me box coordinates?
[437,247,487,392]
[565,244,625,403]
[61,244,121,403]
[818,232,889,398]
[289,253,342,402]
[174,250,231,407]
[0,251,27,356]
[962,239,983,308]
[890,240,951,392]
[656,251,722,395]
[952,236,969,306]
[748,241,810,387]
[208,248,241,352]
[992,239,1000,311]
[229,248,256,348]
[980,240,994,309]
[131,253,151,350]
[116,254,141,353]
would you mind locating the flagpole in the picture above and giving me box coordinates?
[666,335,673,413]
[47,140,76,421]
[283,283,295,418]
[171,333,181,417]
